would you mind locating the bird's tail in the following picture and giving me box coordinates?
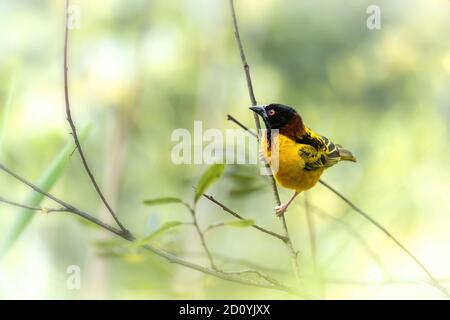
[337,145,357,162]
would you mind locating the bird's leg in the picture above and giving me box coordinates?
[274,191,300,216]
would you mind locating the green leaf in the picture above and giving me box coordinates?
[143,197,183,206]
[0,125,90,259]
[223,219,255,228]
[131,221,185,247]
[194,163,225,203]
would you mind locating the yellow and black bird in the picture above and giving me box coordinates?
[250,104,356,216]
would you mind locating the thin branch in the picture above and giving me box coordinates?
[227,114,257,138]
[318,180,450,298]
[179,199,217,269]
[228,0,300,282]
[0,196,67,213]
[187,251,287,274]
[0,162,301,296]
[63,0,129,235]
[228,0,283,209]
[203,193,288,242]
[141,243,301,295]
[0,163,80,213]
[220,269,282,287]
[0,163,129,239]
[228,0,259,120]
[204,222,226,233]
[187,204,217,270]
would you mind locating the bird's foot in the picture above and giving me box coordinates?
[258,151,266,162]
[274,204,288,216]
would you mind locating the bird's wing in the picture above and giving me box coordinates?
[295,128,342,171]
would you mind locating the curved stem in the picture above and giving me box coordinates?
[203,193,287,242]
[63,0,129,235]
[188,203,217,270]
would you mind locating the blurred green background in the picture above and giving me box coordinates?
[0,0,449,299]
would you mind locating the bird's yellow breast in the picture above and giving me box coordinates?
[261,133,324,192]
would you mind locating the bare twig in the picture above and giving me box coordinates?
[141,243,301,295]
[228,1,259,125]
[228,0,300,282]
[204,222,226,233]
[220,269,282,287]
[227,114,254,135]
[187,251,287,274]
[318,180,450,297]
[203,193,287,242]
[227,114,257,137]
[0,163,128,239]
[63,0,129,235]
[0,196,67,213]
[0,162,302,296]
[187,204,217,270]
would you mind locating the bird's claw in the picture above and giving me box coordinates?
[274,204,288,216]
[258,151,265,162]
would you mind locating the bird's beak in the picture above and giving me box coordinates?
[249,105,267,118]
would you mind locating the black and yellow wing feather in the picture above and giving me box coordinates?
[296,128,356,171]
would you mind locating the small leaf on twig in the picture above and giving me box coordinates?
[206,219,255,232]
[194,164,225,203]
[131,221,185,247]
[223,219,255,228]
[143,197,184,206]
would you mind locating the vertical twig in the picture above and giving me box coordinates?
[63,0,129,235]
[188,203,217,270]
[228,0,300,283]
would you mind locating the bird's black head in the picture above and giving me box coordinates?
[249,104,299,130]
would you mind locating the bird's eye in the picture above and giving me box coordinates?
[268,109,276,116]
